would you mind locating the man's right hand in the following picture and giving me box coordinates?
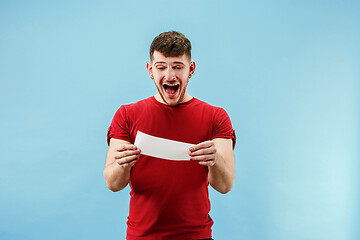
[104,138,141,192]
[114,144,141,168]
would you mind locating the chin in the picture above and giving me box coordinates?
[164,99,180,106]
[159,92,179,106]
[158,87,187,106]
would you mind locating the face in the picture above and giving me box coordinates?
[147,51,196,106]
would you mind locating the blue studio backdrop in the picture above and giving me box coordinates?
[0,1,359,240]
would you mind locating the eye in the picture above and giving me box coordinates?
[157,66,166,70]
[174,66,183,70]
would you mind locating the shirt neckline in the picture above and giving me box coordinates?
[150,96,197,108]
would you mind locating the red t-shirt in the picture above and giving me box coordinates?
[107,96,236,240]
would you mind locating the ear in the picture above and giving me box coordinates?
[146,62,153,78]
[189,61,196,76]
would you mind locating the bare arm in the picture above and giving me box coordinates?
[189,138,235,194]
[103,138,141,192]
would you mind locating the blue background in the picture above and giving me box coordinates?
[1,0,359,239]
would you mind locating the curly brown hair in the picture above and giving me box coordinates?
[149,31,192,61]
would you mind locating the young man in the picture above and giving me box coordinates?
[104,31,236,239]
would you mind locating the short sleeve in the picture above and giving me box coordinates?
[107,105,132,145]
[212,108,236,148]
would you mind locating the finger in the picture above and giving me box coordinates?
[190,154,215,162]
[196,159,216,167]
[189,146,216,157]
[117,159,138,168]
[189,141,214,152]
[116,154,140,165]
[114,149,141,159]
[124,160,138,168]
[115,144,138,152]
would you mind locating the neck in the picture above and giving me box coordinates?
[154,93,193,106]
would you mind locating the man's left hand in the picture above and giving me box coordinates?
[189,140,217,166]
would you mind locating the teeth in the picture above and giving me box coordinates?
[163,83,179,94]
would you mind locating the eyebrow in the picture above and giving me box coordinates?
[154,61,185,65]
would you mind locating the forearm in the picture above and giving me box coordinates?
[208,154,235,194]
[104,138,140,192]
[103,162,131,192]
[208,138,235,194]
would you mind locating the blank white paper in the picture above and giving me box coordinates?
[134,131,195,161]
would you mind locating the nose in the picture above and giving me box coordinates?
[165,68,176,81]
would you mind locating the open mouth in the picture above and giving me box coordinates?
[163,83,180,95]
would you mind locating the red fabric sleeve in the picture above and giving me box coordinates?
[212,107,236,149]
[107,105,132,145]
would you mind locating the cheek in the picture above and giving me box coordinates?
[153,77,164,88]
[152,73,161,82]
[180,74,190,84]
[180,71,190,79]
[154,72,164,80]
